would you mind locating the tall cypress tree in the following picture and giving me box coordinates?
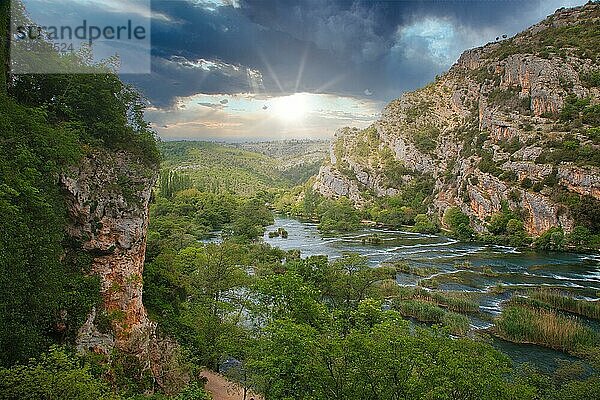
[0,0,9,92]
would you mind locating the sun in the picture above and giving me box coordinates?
[271,93,309,122]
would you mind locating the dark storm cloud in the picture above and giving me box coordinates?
[124,0,584,106]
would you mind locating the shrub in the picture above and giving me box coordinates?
[533,227,565,251]
[318,197,361,232]
[478,152,503,176]
[412,214,440,234]
[411,125,439,153]
[520,177,533,189]
[0,347,116,400]
[444,207,474,240]
[580,69,600,88]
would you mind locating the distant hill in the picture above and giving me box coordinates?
[159,140,329,195]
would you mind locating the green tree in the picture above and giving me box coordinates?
[231,197,274,241]
[317,197,361,232]
[444,207,474,240]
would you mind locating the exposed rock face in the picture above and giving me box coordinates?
[314,4,600,237]
[61,149,157,356]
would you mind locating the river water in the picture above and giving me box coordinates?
[263,216,600,371]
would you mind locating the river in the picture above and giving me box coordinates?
[263,216,600,371]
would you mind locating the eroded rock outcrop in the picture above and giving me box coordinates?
[61,149,157,357]
[314,3,600,237]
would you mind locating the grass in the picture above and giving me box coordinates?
[393,299,470,335]
[524,288,600,320]
[494,304,599,353]
[395,287,480,314]
[393,262,439,277]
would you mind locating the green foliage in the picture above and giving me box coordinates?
[410,125,440,153]
[0,346,117,400]
[11,74,159,167]
[317,197,361,232]
[0,94,101,366]
[412,213,440,233]
[231,197,274,241]
[159,141,321,196]
[495,304,599,353]
[147,188,240,257]
[586,127,600,144]
[159,170,193,199]
[173,382,211,400]
[248,312,531,400]
[527,288,600,320]
[404,100,433,123]
[379,146,411,187]
[483,203,528,246]
[533,227,566,251]
[580,69,600,88]
[444,207,474,240]
[550,190,600,235]
[393,299,470,334]
[499,137,523,154]
[487,13,600,61]
[395,286,480,314]
[478,150,503,176]
[368,176,435,227]
[536,135,600,167]
[488,87,530,112]
[0,18,158,369]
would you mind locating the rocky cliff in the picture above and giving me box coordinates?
[314,3,600,237]
[61,149,157,358]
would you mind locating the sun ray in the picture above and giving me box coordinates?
[258,49,285,93]
[294,45,310,93]
[315,72,348,93]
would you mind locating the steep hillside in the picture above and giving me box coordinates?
[314,3,600,245]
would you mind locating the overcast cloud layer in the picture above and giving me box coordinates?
[22,0,586,139]
[126,0,584,106]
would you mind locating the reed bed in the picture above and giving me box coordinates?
[527,288,600,320]
[393,299,470,335]
[393,262,439,277]
[396,287,480,314]
[494,304,599,352]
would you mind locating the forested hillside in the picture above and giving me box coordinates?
[159,140,327,195]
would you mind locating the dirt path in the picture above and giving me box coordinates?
[200,369,263,400]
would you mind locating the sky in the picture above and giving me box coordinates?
[21,0,586,141]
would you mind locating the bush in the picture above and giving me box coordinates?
[580,69,600,88]
[533,227,565,251]
[318,197,361,232]
[444,207,474,240]
[520,177,533,189]
[0,347,116,400]
[410,125,439,154]
[478,152,503,176]
[412,214,440,234]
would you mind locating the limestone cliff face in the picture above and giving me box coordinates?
[314,4,600,236]
[60,149,157,356]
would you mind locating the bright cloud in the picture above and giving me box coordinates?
[146,92,383,141]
